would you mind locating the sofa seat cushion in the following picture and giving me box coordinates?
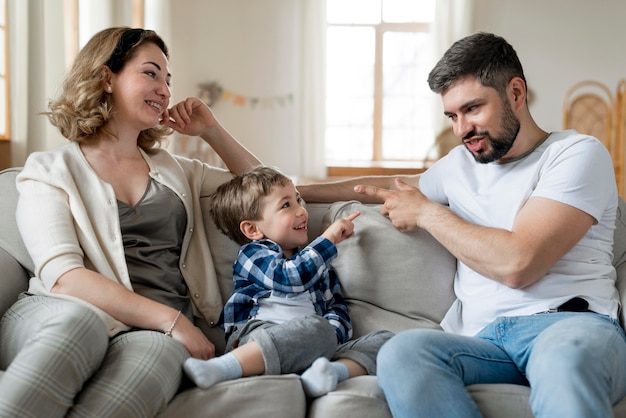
[468,384,533,418]
[468,384,626,417]
[322,201,457,336]
[157,374,306,418]
[308,378,538,418]
[308,376,391,418]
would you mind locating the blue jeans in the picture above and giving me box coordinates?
[377,312,626,418]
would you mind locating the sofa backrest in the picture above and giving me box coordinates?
[0,168,32,315]
[0,168,34,275]
[321,201,457,336]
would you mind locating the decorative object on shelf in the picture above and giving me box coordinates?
[198,81,223,107]
[197,81,293,110]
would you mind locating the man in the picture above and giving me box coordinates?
[299,32,626,417]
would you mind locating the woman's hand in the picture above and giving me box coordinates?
[160,97,219,138]
[160,96,261,174]
[169,314,216,360]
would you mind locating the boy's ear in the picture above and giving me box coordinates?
[240,220,264,241]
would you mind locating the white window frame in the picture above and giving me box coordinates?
[325,9,434,174]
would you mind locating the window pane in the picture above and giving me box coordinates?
[326,27,375,162]
[0,30,4,71]
[382,32,434,160]
[382,99,434,160]
[327,0,381,24]
[326,27,375,93]
[383,0,435,23]
[326,126,373,161]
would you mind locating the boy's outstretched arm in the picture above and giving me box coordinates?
[321,211,361,244]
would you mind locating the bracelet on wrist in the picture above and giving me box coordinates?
[164,310,182,337]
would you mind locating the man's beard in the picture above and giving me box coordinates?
[464,101,521,164]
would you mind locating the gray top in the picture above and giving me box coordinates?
[118,178,193,321]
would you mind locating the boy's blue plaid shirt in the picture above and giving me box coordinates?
[220,236,352,343]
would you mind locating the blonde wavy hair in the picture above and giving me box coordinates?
[46,27,172,153]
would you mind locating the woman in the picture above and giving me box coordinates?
[0,27,260,417]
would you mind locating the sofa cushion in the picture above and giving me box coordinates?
[611,197,626,327]
[0,168,34,275]
[322,201,457,337]
[199,195,241,354]
[308,376,391,418]
[467,384,533,418]
[157,374,306,418]
[0,246,29,314]
[613,198,626,267]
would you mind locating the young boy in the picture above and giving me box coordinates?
[184,166,392,397]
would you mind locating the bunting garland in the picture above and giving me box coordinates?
[198,81,294,110]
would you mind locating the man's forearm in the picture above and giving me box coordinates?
[299,175,414,203]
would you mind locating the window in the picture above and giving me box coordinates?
[325,0,435,168]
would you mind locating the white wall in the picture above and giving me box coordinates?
[168,0,302,175]
[10,0,626,175]
[472,0,626,132]
[166,0,626,175]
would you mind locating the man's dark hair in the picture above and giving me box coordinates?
[427,32,526,97]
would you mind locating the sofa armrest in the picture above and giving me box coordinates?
[0,246,29,316]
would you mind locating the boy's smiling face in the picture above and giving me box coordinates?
[248,182,309,256]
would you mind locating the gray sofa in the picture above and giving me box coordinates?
[2,165,626,417]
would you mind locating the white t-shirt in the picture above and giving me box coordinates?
[419,130,619,336]
[254,291,317,323]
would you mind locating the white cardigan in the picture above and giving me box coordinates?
[16,142,233,336]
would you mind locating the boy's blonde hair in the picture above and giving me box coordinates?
[210,166,293,245]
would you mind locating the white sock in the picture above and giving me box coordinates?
[300,357,350,398]
[183,352,243,389]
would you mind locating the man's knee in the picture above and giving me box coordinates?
[378,328,439,369]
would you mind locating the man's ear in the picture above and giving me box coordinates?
[240,220,264,241]
[509,77,527,110]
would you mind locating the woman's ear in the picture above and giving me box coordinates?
[102,65,113,94]
[240,220,264,241]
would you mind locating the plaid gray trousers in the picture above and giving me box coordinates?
[0,294,188,418]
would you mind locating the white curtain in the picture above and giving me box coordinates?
[9,0,150,167]
[297,0,327,178]
[431,0,474,136]
[10,0,68,166]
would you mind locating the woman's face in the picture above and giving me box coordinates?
[108,42,171,133]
